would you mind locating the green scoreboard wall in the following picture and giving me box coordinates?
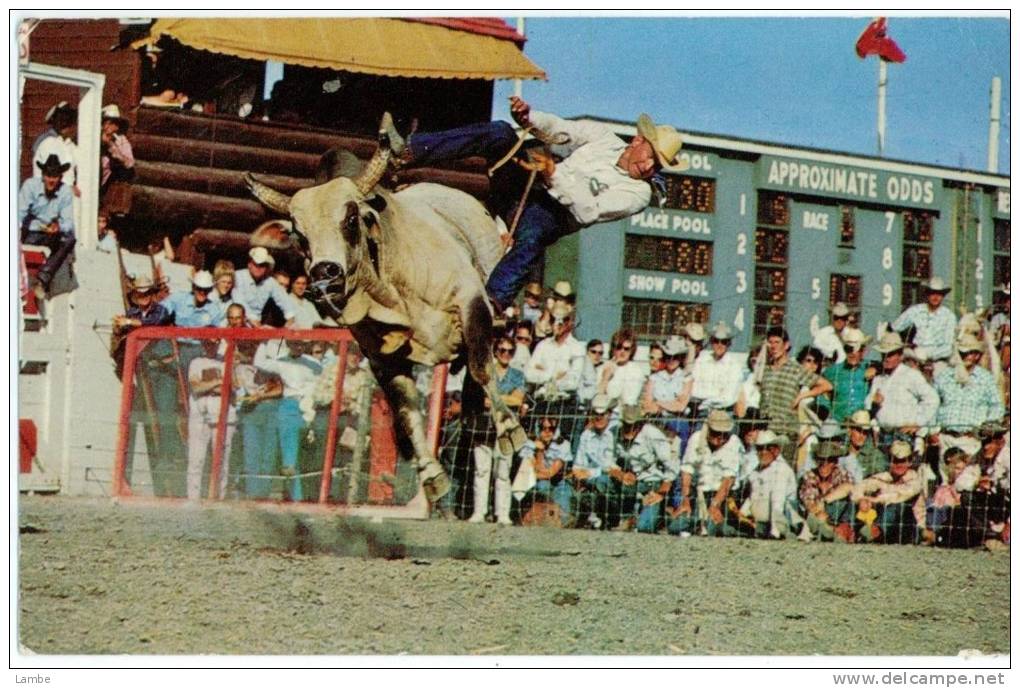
[568,141,1009,352]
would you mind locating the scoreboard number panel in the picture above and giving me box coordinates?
[662,175,716,213]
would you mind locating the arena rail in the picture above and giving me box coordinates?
[112,325,448,519]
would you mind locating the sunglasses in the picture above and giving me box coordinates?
[553,317,572,326]
[843,344,862,353]
[615,343,633,351]
[588,348,604,355]
[540,424,558,431]
[710,338,728,345]
[516,336,532,343]
[193,287,213,294]
[496,347,515,354]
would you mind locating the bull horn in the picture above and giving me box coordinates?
[244,173,292,215]
[353,146,392,196]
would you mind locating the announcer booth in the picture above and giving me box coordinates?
[556,118,1010,351]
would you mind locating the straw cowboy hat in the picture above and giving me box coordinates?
[589,393,616,415]
[956,333,984,354]
[552,281,575,299]
[710,321,733,341]
[129,274,156,294]
[830,302,851,318]
[684,322,707,343]
[813,440,845,461]
[922,276,951,294]
[636,113,687,170]
[840,328,871,351]
[754,429,789,447]
[874,331,905,354]
[661,335,688,357]
[706,409,734,433]
[101,104,130,131]
[621,405,645,425]
[846,409,872,430]
[248,246,275,266]
[191,270,214,290]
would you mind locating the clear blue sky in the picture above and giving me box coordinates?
[493,16,1010,174]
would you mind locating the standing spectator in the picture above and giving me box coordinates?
[99,104,135,216]
[234,340,281,499]
[520,281,544,324]
[289,273,331,329]
[892,277,958,373]
[254,340,319,501]
[672,410,742,536]
[32,101,78,190]
[988,284,1010,350]
[615,405,679,534]
[577,338,605,406]
[738,430,801,539]
[839,410,888,483]
[185,338,238,501]
[933,333,1005,471]
[466,336,526,524]
[759,326,832,460]
[599,328,647,409]
[798,439,856,542]
[211,260,237,307]
[525,303,584,438]
[643,336,694,456]
[810,302,852,364]
[689,322,744,420]
[848,440,925,544]
[162,270,226,374]
[509,320,535,373]
[534,281,576,340]
[570,394,618,529]
[225,303,247,329]
[18,155,76,298]
[822,328,873,425]
[518,416,575,527]
[866,331,939,447]
[234,246,295,328]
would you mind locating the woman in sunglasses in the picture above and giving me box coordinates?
[577,339,605,405]
[598,328,647,410]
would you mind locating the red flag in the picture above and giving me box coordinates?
[855,17,906,63]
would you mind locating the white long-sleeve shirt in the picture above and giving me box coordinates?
[529,111,652,227]
[525,334,585,399]
[690,350,746,409]
[866,364,939,430]
[741,458,798,529]
[680,427,742,492]
[254,343,318,399]
[604,360,648,407]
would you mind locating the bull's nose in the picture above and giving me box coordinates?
[310,261,343,283]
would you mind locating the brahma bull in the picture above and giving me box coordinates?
[245,118,526,503]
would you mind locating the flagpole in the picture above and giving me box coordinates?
[877,58,887,156]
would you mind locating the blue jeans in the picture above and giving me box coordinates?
[241,399,279,498]
[635,481,668,534]
[531,479,575,526]
[666,490,734,537]
[22,230,76,288]
[277,398,306,501]
[409,120,578,307]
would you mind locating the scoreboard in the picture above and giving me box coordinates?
[556,125,1010,351]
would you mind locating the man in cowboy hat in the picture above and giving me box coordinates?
[234,245,295,328]
[932,332,1004,468]
[672,409,743,536]
[839,410,887,483]
[32,101,78,189]
[866,331,939,449]
[18,154,78,298]
[379,97,685,312]
[822,327,873,425]
[100,103,135,190]
[892,276,958,371]
[113,274,172,332]
[811,301,853,364]
[613,405,680,533]
[739,430,801,539]
[571,393,619,529]
[689,321,744,421]
[799,439,856,542]
[643,335,694,452]
[847,440,925,544]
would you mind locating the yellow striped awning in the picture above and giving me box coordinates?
[134,18,546,81]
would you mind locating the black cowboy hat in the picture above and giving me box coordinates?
[36,154,71,177]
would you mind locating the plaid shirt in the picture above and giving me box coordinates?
[799,466,854,512]
[761,358,818,436]
[934,366,1004,432]
[823,361,870,424]
[892,304,958,361]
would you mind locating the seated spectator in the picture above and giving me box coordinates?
[162,270,226,374]
[509,320,535,373]
[113,274,172,332]
[96,209,118,253]
[99,104,135,216]
[689,322,744,420]
[570,394,619,530]
[733,409,765,500]
[738,430,801,539]
[524,303,584,439]
[599,327,647,409]
[866,332,939,449]
[647,342,665,376]
[922,447,971,547]
[468,336,526,525]
[892,277,957,374]
[798,418,844,479]
[822,327,873,425]
[799,439,856,542]
[760,326,832,461]
[235,246,295,328]
[520,281,544,324]
[211,260,237,306]
[614,405,679,534]
[847,440,925,544]
[18,154,76,298]
[682,322,707,370]
[950,420,1010,548]
[290,272,332,329]
[672,409,742,536]
[577,338,605,405]
[839,410,887,483]
[642,335,694,456]
[185,338,238,501]
[518,416,575,527]
[810,301,852,364]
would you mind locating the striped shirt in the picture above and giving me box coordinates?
[892,304,958,361]
[934,366,1004,433]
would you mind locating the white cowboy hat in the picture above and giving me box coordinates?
[248,246,276,266]
[636,113,687,170]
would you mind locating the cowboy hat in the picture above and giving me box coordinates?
[922,276,951,293]
[889,440,914,461]
[620,405,644,425]
[550,302,574,322]
[706,409,734,433]
[589,393,616,415]
[191,270,214,290]
[248,246,275,266]
[101,104,130,130]
[636,113,687,170]
[846,409,872,430]
[840,328,871,350]
[661,336,688,357]
[524,281,543,298]
[904,346,930,363]
[45,100,75,124]
[816,419,844,441]
[684,322,706,342]
[957,333,984,354]
[552,281,575,299]
[36,154,71,177]
[874,331,905,354]
[754,429,789,447]
[813,440,845,461]
[830,302,851,318]
[129,274,156,294]
[710,321,733,341]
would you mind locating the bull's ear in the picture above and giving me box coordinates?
[365,194,387,213]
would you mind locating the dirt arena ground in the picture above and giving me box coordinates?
[16,495,1009,657]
